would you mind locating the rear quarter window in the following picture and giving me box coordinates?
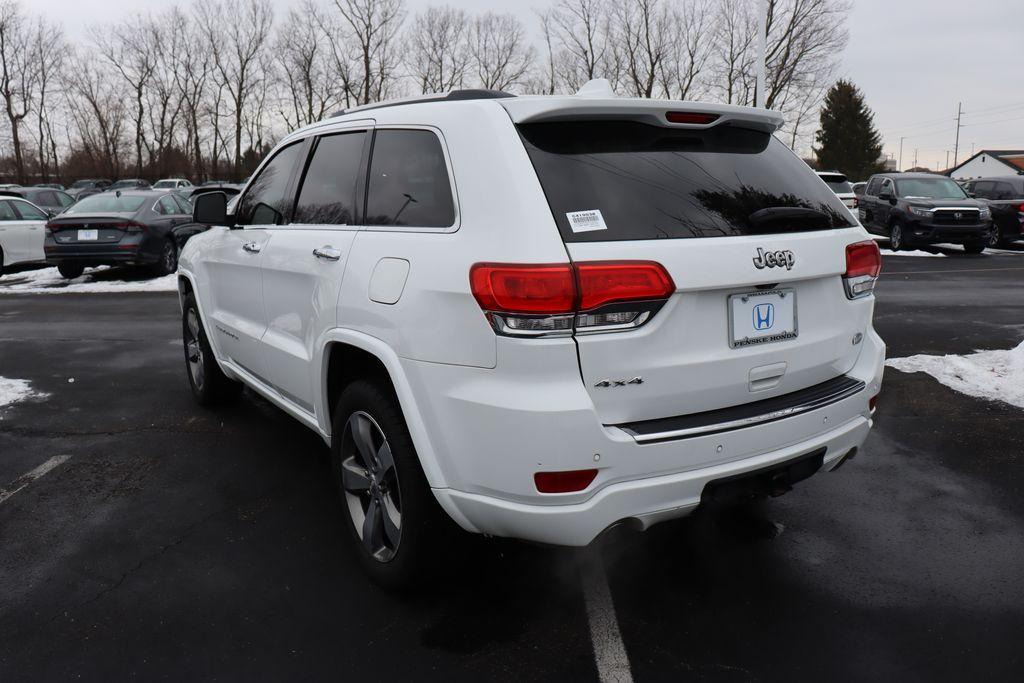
[365,129,455,228]
[518,120,852,242]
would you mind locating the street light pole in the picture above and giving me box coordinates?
[755,0,768,108]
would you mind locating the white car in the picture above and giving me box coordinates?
[817,171,858,210]
[178,85,885,587]
[0,196,47,274]
[153,178,193,190]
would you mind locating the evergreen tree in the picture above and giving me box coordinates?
[814,80,884,179]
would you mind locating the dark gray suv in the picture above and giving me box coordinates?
[858,173,993,252]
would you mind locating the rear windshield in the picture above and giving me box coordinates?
[820,176,853,193]
[519,121,852,242]
[66,194,146,213]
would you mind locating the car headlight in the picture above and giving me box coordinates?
[907,206,932,217]
[979,207,991,219]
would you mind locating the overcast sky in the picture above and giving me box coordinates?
[30,0,1024,171]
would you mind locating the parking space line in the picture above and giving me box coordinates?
[582,553,634,683]
[0,455,71,505]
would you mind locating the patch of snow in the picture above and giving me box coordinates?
[880,249,946,258]
[0,266,176,294]
[887,341,1024,408]
[0,377,45,414]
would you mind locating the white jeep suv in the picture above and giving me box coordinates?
[178,86,885,586]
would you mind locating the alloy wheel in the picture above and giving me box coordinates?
[890,224,903,251]
[986,226,1000,248]
[185,308,204,390]
[341,411,402,562]
[163,242,178,273]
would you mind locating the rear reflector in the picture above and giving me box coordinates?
[534,469,598,493]
[843,240,881,299]
[869,394,878,413]
[666,111,720,125]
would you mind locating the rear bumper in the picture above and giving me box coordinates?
[413,329,885,546]
[434,415,869,546]
[44,236,161,266]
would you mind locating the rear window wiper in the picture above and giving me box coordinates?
[747,206,833,233]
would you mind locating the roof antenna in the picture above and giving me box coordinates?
[575,78,616,99]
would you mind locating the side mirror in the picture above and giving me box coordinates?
[193,191,228,225]
[878,191,893,202]
[967,192,977,198]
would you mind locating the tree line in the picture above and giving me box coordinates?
[0,0,850,185]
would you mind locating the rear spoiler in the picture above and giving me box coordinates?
[500,97,784,134]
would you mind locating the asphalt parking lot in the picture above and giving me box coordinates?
[2,249,1024,681]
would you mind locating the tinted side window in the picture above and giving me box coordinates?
[13,200,46,220]
[366,130,455,228]
[973,181,994,198]
[37,191,57,205]
[237,142,304,226]
[293,131,367,225]
[173,195,193,213]
[993,182,1015,199]
[158,196,180,215]
[865,178,881,196]
[0,200,16,220]
[57,192,74,207]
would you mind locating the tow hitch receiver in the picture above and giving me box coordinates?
[701,447,826,506]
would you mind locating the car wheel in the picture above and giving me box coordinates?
[57,263,85,279]
[889,222,906,251]
[157,240,178,276]
[0,247,5,276]
[963,239,986,254]
[182,291,241,406]
[332,379,451,590]
[985,225,1001,248]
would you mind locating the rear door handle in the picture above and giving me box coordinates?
[313,246,342,261]
[242,241,262,254]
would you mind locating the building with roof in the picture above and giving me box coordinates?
[947,150,1024,180]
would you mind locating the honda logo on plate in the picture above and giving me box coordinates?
[753,303,774,331]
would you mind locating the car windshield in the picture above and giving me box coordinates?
[820,176,853,193]
[153,180,176,188]
[896,178,966,199]
[70,180,94,189]
[66,194,146,213]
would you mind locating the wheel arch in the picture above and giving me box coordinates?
[177,269,236,381]
[317,330,446,489]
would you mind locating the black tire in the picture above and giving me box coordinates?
[0,247,5,276]
[963,239,986,254]
[888,221,907,251]
[157,239,178,276]
[57,263,85,279]
[331,379,451,590]
[182,291,242,405]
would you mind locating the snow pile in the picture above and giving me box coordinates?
[887,342,1024,408]
[0,266,176,294]
[0,377,44,414]
[880,249,946,258]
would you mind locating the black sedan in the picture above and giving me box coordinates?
[66,179,112,200]
[0,187,76,216]
[44,190,193,278]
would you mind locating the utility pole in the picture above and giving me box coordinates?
[898,136,905,172]
[953,102,963,166]
[914,148,918,168]
[755,0,768,108]
[971,142,975,156]
[945,150,950,170]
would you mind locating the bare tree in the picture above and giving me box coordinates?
[170,6,212,180]
[658,0,714,100]
[29,13,65,182]
[64,54,128,179]
[406,5,469,94]
[0,1,43,182]
[708,0,757,105]
[467,12,535,92]
[274,3,339,128]
[548,0,610,92]
[198,0,274,176]
[324,0,405,106]
[608,0,674,99]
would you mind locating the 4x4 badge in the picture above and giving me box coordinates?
[753,247,795,270]
[595,377,644,388]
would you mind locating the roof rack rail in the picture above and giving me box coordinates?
[328,89,515,119]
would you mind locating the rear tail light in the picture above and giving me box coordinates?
[470,261,675,337]
[852,196,859,208]
[842,240,881,299]
[534,469,598,494]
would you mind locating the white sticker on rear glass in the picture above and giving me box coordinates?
[566,209,608,233]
